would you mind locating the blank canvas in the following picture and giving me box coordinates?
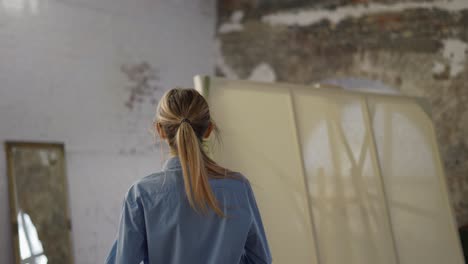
[194,76,464,264]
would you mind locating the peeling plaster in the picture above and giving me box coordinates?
[120,61,160,110]
[432,61,446,75]
[219,10,244,33]
[441,38,467,77]
[215,39,239,79]
[262,0,468,26]
[217,0,468,227]
[248,62,276,82]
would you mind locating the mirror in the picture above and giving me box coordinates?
[5,142,74,264]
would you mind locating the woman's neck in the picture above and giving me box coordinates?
[169,149,178,157]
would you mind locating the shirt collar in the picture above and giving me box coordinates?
[162,155,182,170]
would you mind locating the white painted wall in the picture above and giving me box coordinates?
[0,0,216,263]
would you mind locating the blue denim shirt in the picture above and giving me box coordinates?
[105,156,272,264]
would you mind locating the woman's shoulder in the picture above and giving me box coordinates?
[209,171,253,192]
[124,171,181,204]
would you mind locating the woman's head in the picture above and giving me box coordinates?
[155,88,213,149]
[154,88,230,217]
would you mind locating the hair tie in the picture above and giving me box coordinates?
[180,118,191,125]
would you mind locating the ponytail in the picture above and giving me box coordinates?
[176,119,225,217]
[155,88,236,217]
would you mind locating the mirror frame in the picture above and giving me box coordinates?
[4,141,74,264]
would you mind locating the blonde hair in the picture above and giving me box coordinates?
[154,88,234,217]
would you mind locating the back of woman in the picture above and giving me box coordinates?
[105,88,272,264]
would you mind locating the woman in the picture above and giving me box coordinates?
[105,88,272,264]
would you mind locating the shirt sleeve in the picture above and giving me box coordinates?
[105,187,148,264]
[243,180,273,264]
